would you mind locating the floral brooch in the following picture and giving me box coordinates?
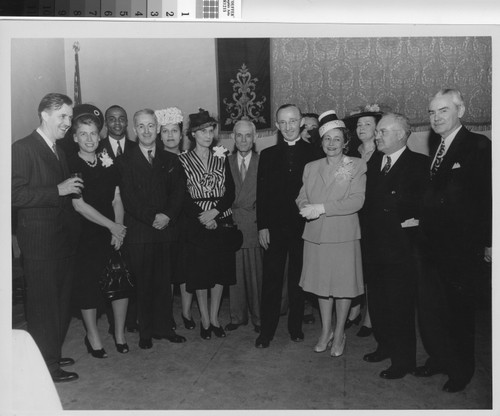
[213,145,229,160]
[98,148,114,168]
[334,156,354,180]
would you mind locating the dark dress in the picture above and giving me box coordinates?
[178,148,236,292]
[67,150,120,309]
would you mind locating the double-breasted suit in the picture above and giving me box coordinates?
[361,148,429,371]
[12,130,80,372]
[256,138,315,340]
[118,144,185,340]
[419,126,491,385]
[227,152,262,327]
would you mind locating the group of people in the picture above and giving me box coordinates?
[12,88,491,396]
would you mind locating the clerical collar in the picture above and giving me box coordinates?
[284,137,301,146]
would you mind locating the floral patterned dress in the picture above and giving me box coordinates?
[67,149,119,310]
[178,147,236,292]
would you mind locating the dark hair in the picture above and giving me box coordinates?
[105,104,128,120]
[275,103,302,120]
[187,126,218,151]
[72,115,100,134]
[157,121,185,152]
[37,93,72,121]
[302,113,319,120]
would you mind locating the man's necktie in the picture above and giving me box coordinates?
[431,139,446,177]
[240,158,247,181]
[116,141,123,156]
[52,143,59,160]
[147,150,154,165]
[382,155,391,175]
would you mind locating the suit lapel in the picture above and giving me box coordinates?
[33,133,64,175]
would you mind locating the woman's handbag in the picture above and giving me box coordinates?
[218,222,244,252]
[100,249,135,301]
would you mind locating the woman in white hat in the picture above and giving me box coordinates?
[296,110,367,357]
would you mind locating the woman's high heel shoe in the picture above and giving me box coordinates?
[330,334,346,357]
[345,314,361,329]
[314,332,334,353]
[112,334,129,354]
[210,324,226,338]
[200,323,212,340]
[84,336,108,358]
[182,314,196,330]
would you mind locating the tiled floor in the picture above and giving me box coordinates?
[12,291,493,412]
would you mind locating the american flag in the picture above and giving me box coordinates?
[73,42,82,106]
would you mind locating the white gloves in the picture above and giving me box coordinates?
[299,204,325,220]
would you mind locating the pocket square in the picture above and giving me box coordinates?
[452,162,461,169]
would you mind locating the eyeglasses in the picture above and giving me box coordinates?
[277,119,300,128]
[375,129,402,137]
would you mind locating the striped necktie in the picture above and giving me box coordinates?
[52,143,59,160]
[382,155,391,175]
[147,149,154,165]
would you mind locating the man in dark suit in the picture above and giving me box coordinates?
[118,108,186,349]
[12,93,83,382]
[99,105,137,159]
[361,113,428,379]
[255,104,315,348]
[100,105,139,334]
[415,89,492,393]
[225,120,262,333]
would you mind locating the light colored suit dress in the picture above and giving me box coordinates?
[296,156,367,297]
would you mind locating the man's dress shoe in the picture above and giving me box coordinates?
[363,350,390,363]
[443,379,467,393]
[255,335,270,348]
[51,368,79,383]
[412,365,445,377]
[152,333,187,343]
[58,357,75,367]
[356,326,373,337]
[379,366,414,380]
[290,332,304,342]
[139,338,153,349]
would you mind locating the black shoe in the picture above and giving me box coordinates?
[211,324,226,338]
[356,326,373,337]
[255,335,270,348]
[51,368,79,383]
[380,366,414,380]
[182,314,196,330]
[254,325,261,333]
[290,332,304,342]
[345,314,362,329]
[165,333,187,343]
[58,357,75,367]
[224,322,246,331]
[84,336,107,358]
[443,379,467,393]
[363,350,389,363]
[303,313,315,324]
[126,325,139,333]
[139,338,153,349]
[115,342,129,353]
[200,324,212,340]
[412,365,444,378]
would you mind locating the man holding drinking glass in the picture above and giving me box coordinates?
[12,93,83,382]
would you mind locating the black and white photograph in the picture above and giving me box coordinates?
[1,12,498,414]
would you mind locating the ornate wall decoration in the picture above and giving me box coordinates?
[222,63,267,126]
[217,38,271,134]
[271,37,491,131]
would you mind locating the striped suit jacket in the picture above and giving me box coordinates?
[12,130,80,260]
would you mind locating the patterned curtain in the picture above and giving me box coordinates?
[271,37,491,131]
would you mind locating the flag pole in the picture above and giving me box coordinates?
[73,41,82,106]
